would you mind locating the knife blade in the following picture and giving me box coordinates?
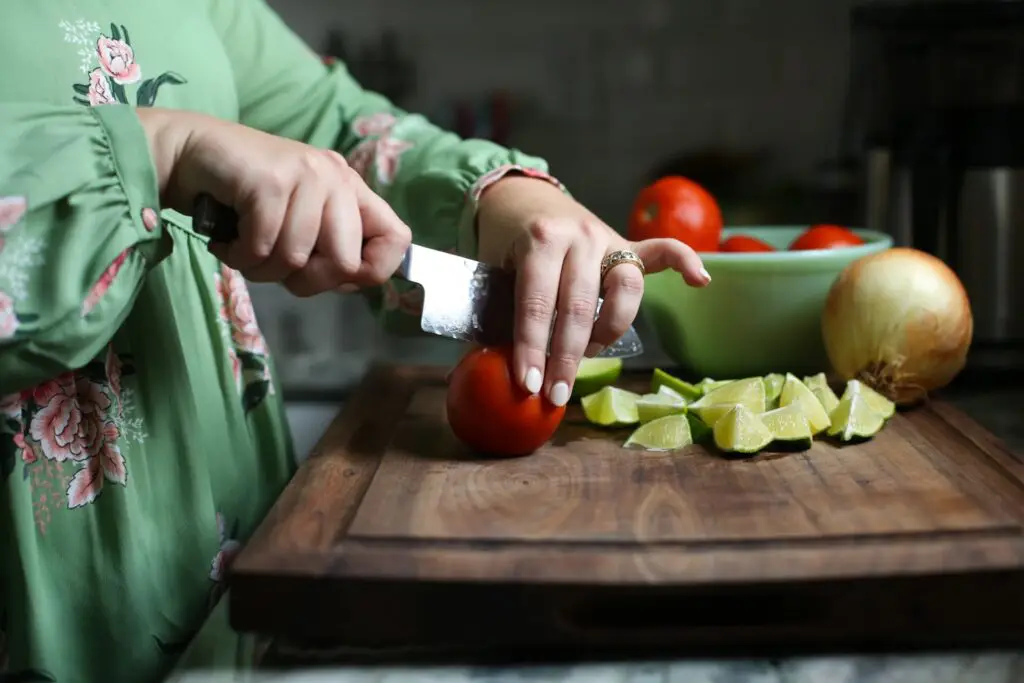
[192,193,645,359]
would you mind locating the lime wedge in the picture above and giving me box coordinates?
[697,378,734,395]
[778,373,831,435]
[803,372,841,415]
[689,402,743,427]
[846,379,896,419]
[650,368,701,401]
[759,404,813,448]
[691,376,766,412]
[687,412,713,444]
[656,384,686,401]
[764,373,785,409]
[581,386,640,426]
[713,405,774,454]
[573,357,623,398]
[624,414,693,451]
[827,386,886,442]
[636,393,687,424]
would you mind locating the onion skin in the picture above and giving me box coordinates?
[822,248,973,406]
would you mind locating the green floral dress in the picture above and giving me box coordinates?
[0,3,561,682]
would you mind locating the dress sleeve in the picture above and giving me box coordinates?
[205,0,567,259]
[0,103,170,393]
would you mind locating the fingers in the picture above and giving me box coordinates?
[589,256,645,354]
[511,223,567,402]
[545,238,602,406]
[633,238,711,287]
[245,181,325,283]
[349,174,412,286]
[282,191,361,297]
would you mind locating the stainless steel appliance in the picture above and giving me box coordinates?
[849,0,1024,368]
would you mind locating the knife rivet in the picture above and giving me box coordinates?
[141,208,159,232]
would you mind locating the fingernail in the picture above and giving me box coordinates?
[524,367,543,394]
[585,342,605,358]
[699,267,712,284]
[338,283,359,294]
[549,382,570,407]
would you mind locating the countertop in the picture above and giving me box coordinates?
[185,322,1024,683]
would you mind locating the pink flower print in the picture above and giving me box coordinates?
[228,349,243,391]
[14,433,36,465]
[210,513,242,582]
[82,248,131,316]
[87,68,116,106]
[65,423,125,509]
[216,266,267,355]
[352,113,398,137]
[346,137,413,186]
[0,196,26,232]
[29,374,113,463]
[96,35,141,85]
[382,281,424,316]
[0,292,18,340]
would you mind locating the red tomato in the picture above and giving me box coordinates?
[789,225,864,251]
[627,176,723,252]
[446,346,566,456]
[720,235,776,253]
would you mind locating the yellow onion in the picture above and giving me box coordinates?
[822,247,973,406]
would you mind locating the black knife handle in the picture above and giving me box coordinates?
[192,193,241,244]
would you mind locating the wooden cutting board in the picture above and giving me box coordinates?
[230,365,1024,655]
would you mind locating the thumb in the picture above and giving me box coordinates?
[632,238,711,287]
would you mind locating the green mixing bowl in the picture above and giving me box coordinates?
[641,226,893,379]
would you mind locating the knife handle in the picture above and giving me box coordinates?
[192,193,241,244]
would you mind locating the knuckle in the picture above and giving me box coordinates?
[550,352,581,370]
[280,250,310,270]
[520,294,555,324]
[248,238,275,261]
[562,296,596,325]
[615,270,645,296]
[525,219,562,248]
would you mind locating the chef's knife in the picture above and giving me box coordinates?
[192,193,644,359]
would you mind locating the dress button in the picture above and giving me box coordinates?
[141,208,159,231]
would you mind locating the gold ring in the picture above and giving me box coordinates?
[600,249,646,282]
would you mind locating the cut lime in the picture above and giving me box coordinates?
[624,414,693,451]
[689,402,743,427]
[697,377,734,395]
[827,387,886,442]
[636,393,687,424]
[650,368,701,401]
[656,385,686,402]
[764,373,785,409]
[691,376,767,412]
[803,372,841,415]
[713,405,774,454]
[581,386,640,427]
[759,404,813,448]
[687,412,713,444]
[573,357,623,399]
[778,373,831,435]
[846,379,896,419]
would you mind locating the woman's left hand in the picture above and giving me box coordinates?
[475,175,711,408]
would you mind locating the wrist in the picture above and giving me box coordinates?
[135,107,190,204]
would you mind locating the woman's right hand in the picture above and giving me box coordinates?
[138,107,412,297]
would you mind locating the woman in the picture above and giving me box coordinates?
[0,2,708,681]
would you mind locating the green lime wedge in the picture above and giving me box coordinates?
[686,412,713,444]
[650,369,701,401]
[713,405,774,454]
[803,372,841,415]
[764,373,785,410]
[581,386,640,427]
[656,384,686,402]
[689,403,742,427]
[624,414,693,451]
[759,404,813,448]
[778,373,831,435]
[827,387,887,442]
[636,392,687,424]
[697,377,734,395]
[572,357,624,399]
[690,376,767,413]
[845,379,896,419]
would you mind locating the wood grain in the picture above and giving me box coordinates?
[230,365,1024,653]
